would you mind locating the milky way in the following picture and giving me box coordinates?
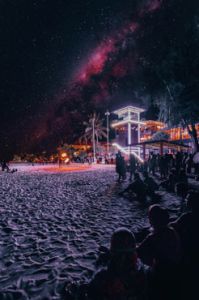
[31,0,163,150]
[75,0,161,85]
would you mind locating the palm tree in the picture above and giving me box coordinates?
[79,112,107,149]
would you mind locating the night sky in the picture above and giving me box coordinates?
[0,0,198,154]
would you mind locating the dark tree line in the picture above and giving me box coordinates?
[135,0,199,151]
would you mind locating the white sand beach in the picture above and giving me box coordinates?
[0,164,182,299]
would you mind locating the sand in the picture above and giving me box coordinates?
[0,164,182,299]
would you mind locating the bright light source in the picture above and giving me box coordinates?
[112,143,144,163]
[113,106,145,115]
[111,120,145,128]
[61,152,67,158]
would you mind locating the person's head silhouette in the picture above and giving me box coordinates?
[148,204,169,230]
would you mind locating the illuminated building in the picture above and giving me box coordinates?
[111,105,145,161]
[111,105,199,160]
[141,122,199,145]
[140,120,165,142]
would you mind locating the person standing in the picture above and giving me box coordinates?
[116,151,126,182]
[129,154,136,181]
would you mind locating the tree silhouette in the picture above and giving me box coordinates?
[79,113,107,149]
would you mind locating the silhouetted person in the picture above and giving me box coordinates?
[143,171,159,198]
[116,151,126,182]
[119,172,147,201]
[1,161,10,172]
[170,190,199,267]
[175,151,183,172]
[137,205,181,300]
[165,152,172,175]
[160,170,176,192]
[170,190,199,299]
[182,152,188,169]
[175,182,188,214]
[120,155,126,181]
[175,168,188,209]
[175,182,188,199]
[129,154,136,181]
[185,153,193,174]
[149,153,157,176]
[88,228,147,300]
[178,168,188,184]
[159,156,167,179]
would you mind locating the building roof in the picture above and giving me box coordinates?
[113,105,145,116]
[136,139,190,150]
[112,119,145,128]
[142,120,166,127]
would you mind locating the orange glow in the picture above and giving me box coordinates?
[140,121,199,142]
[165,124,199,141]
[38,166,91,173]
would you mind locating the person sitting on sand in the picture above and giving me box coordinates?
[119,173,147,201]
[170,190,199,268]
[88,228,147,300]
[138,205,181,269]
[137,205,181,300]
[1,161,17,173]
[1,160,10,172]
[169,190,199,299]
[168,169,188,212]
[143,171,159,198]
[160,168,177,192]
[175,182,188,214]
[178,168,188,184]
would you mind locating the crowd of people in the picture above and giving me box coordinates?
[1,150,198,299]
[64,150,199,299]
[146,151,195,179]
[114,151,199,204]
[116,151,197,182]
[65,196,199,300]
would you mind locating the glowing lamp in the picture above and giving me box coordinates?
[61,152,67,158]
